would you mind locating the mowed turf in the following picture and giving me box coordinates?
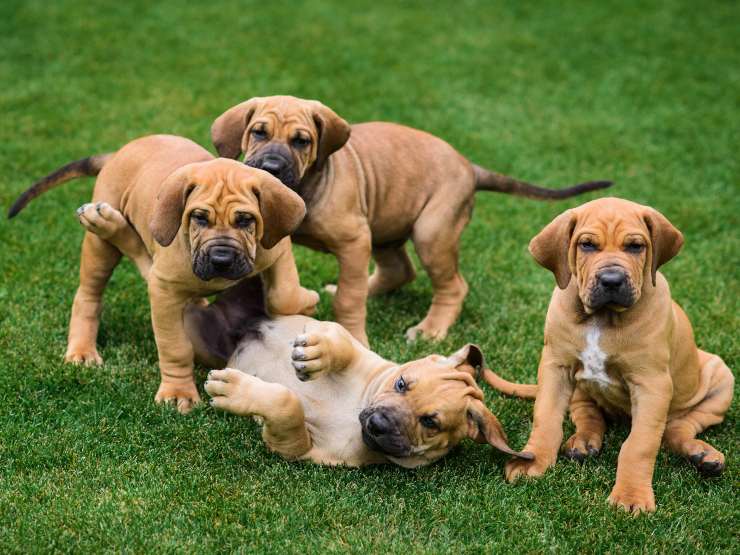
[1,0,738,552]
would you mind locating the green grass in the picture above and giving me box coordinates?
[1,0,738,552]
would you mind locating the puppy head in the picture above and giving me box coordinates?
[211,95,351,190]
[529,197,683,313]
[150,158,306,281]
[359,344,532,468]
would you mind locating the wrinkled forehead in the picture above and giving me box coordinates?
[188,162,262,208]
[576,206,648,240]
[253,98,315,130]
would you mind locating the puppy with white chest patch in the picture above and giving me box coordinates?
[485,197,734,514]
[8,135,319,413]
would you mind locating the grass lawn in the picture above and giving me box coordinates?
[1,0,738,552]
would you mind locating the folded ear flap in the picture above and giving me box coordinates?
[150,165,198,247]
[446,344,485,380]
[528,209,578,289]
[467,399,534,459]
[311,101,351,169]
[643,208,684,286]
[252,175,307,249]
[211,98,261,159]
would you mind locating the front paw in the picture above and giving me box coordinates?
[291,333,333,382]
[505,451,554,482]
[205,368,251,416]
[155,380,201,414]
[608,483,656,515]
[563,431,603,462]
[64,344,103,366]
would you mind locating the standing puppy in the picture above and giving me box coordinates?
[497,198,733,514]
[211,95,613,345]
[9,135,319,413]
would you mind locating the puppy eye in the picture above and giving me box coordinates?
[291,135,311,148]
[579,240,598,252]
[625,242,645,253]
[234,214,255,229]
[190,212,209,227]
[394,376,407,393]
[419,415,439,430]
[251,127,268,140]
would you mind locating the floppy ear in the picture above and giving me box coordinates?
[310,101,351,169]
[211,98,261,159]
[528,209,578,289]
[467,399,534,459]
[643,208,684,286]
[252,175,307,249]
[150,165,198,247]
[446,344,485,380]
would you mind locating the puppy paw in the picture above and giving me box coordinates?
[298,288,320,316]
[291,332,334,381]
[563,432,603,462]
[608,483,656,515]
[505,452,553,482]
[64,344,103,366]
[155,380,201,415]
[205,368,252,416]
[405,322,448,343]
[77,202,128,240]
[323,284,337,296]
[685,440,725,477]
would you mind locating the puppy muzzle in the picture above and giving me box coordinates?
[192,243,253,281]
[587,266,635,311]
[245,144,299,189]
[359,407,412,457]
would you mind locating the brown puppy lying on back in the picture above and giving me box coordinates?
[487,198,734,514]
[9,135,319,413]
[210,95,613,346]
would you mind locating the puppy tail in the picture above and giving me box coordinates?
[473,164,612,200]
[7,153,113,218]
[483,368,537,399]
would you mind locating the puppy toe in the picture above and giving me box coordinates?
[323,284,337,296]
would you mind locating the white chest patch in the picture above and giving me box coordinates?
[577,325,612,388]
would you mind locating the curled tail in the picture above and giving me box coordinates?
[473,164,612,200]
[483,368,537,399]
[7,154,112,218]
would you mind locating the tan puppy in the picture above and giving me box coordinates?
[211,95,613,345]
[8,135,319,413]
[179,278,532,467]
[488,198,734,514]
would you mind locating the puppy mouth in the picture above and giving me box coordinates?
[192,242,253,281]
[245,147,300,189]
[359,407,412,458]
[585,266,636,311]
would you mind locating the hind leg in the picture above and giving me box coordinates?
[664,352,734,476]
[368,245,416,296]
[563,385,606,461]
[77,202,152,279]
[65,232,122,365]
[406,203,471,342]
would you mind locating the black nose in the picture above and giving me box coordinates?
[367,411,392,436]
[598,269,626,289]
[209,246,236,268]
[260,156,285,176]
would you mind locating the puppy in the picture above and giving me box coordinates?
[487,198,734,514]
[8,135,319,413]
[179,278,532,467]
[210,95,613,345]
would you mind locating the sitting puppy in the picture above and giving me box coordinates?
[494,197,733,514]
[185,279,532,467]
[8,135,319,413]
[210,95,613,345]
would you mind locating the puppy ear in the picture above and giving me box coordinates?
[466,399,534,459]
[211,98,261,159]
[310,101,351,169]
[446,344,485,379]
[150,165,198,247]
[528,209,578,289]
[251,174,306,249]
[643,208,683,286]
